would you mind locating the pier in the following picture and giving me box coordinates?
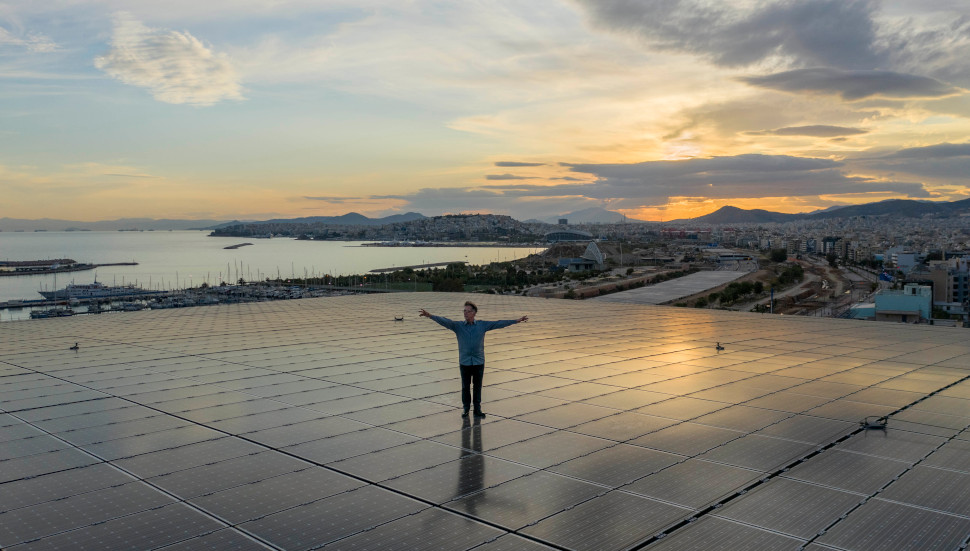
[0,261,137,277]
[369,261,465,273]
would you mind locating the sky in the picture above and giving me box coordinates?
[2,0,970,223]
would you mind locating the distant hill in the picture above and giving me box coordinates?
[675,206,800,224]
[673,198,970,224]
[543,207,647,224]
[0,217,240,232]
[258,212,426,226]
[0,212,426,232]
[811,198,970,219]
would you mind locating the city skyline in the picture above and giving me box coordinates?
[2,0,969,222]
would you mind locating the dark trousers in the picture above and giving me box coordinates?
[460,364,485,410]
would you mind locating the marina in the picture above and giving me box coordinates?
[0,231,543,311]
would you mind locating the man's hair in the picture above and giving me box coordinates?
[464,301,478,313]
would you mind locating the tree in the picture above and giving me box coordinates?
[770,249,788,263]
[826,252,838,267]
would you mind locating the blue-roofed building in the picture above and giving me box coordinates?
[874,283,932,323]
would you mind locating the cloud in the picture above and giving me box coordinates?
[104,173,158,178]
[864,142,970,182]
[573,0,884,69]
[94,13,243,105]
[560,154,931,201]
[360,153,934,218]
[881,142,970,160]
[0,26,58,52]
[485,174,534,180]
[745,125,868,137]
[371,186,602,220]
[740,68,960,101]
[304,196,354,203]
[494,161,546,167]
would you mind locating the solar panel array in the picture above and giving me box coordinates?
[1,294,969,550]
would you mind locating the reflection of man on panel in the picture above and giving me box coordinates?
[419,301,527,418]
[457,417,485,514]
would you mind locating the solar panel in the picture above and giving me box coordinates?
[835,429,947,463]
[238,485,425,550]
[624,459,763,510]
[444,470,604,530]
[878,465,970,516]
[755,415,856,445]
[0,481,173,547]
[321,507,502,550]
[191,466,365,524]
[283,427,417,464]
[328,439,464,481]
[384,454,536,504]
[487,430,612,468]
[56,415,191,446]
[112,436,264,478]
[549,444,681,487]
[816,498,970,551]
[80,425,226,461]
[713,477,863,538]
[0,463,134,512]
[521,491,691,550]
[0,434,71,461]
[12,502,225,551]
[152,528,272,550]
[147,450,310,499]
[700,434,816,471]
[646,516,806,550]
[921,438,970,472]
[570,411,679,441]
[242,416,371,447]
[635,397,729,420]
[783,449,909,494]
[630,422,745,456]
[0,448,101,484]
[342,399,454,425]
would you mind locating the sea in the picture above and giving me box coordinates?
[0,231,544,319]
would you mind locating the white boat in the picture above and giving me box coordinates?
[38,282,164,300]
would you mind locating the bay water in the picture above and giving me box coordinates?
[0,231,543,305]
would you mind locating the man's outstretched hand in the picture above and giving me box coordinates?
[419,309,432,318]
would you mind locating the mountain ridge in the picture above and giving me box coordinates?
[4,198,970,231]
[670,198,970,224]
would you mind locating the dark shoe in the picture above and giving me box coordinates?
[473,410,486,418]
[461,409,469,418]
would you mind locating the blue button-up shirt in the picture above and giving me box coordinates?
[429,315,518,365]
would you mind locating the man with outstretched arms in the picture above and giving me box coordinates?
[419,301,528,418]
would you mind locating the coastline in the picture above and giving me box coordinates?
[360,241,540,247]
